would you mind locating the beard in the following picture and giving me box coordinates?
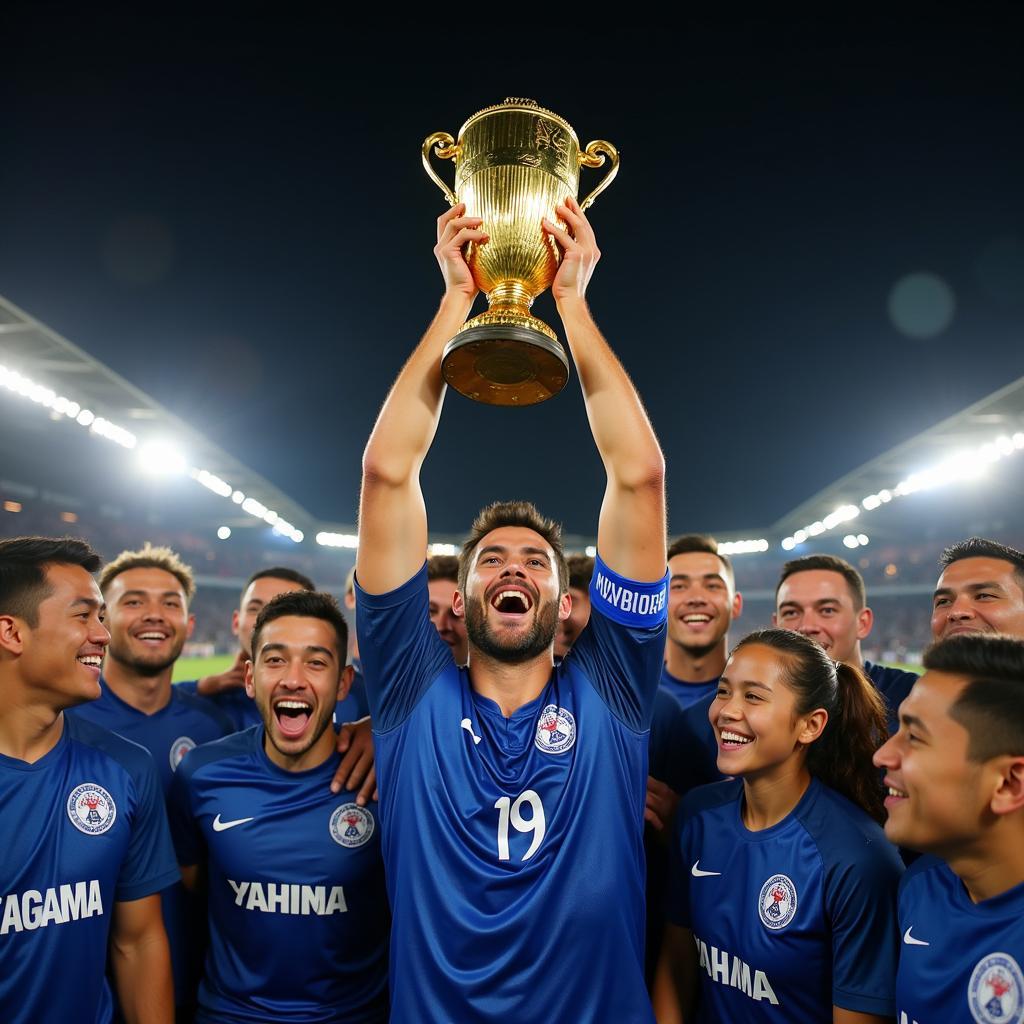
[464,593,560,665]
[107,636,185,677]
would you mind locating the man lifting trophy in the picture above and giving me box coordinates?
[422,98,618,405]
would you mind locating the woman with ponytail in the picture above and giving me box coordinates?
[653,628,903,1024]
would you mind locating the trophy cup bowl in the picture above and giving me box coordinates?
[423,98,618,406]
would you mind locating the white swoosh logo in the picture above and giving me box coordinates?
[691,860,722,877]
[212,813,254,832]
[460,718,481,745]
[903,927,929,946]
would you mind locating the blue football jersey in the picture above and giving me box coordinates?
[864,660,918,737]
[896,855,1024,1023]
[70,677,234,795]
[660,667,719,710]
[168,726,389,1024]
[69,678,234,1011]
[356,555,668,1023]
[0,715,180,1024]
[668,778,903,1020]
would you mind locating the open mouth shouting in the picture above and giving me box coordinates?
[273,698,314,741]
[489,585,535,619]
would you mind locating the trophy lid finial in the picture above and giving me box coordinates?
[502,97,539,106]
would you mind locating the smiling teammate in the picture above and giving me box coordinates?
[931,537,1024,641]
[661,535,742,709]
[426,554,468,665]
[355,198,668,1021]
[168,590,389,1022]
[654,628,903,1023]
[874,633,1024,1023]
[0,537,179,1024]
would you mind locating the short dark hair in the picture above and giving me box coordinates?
[427,554,459,584]
[458,501,569,595]
[566,554,594,593]
[0,536,101,627]
[777,554,866,610]
[667,534,734,587]
[940,537,1024,591]
[923,634,1024,762]
[245,566,315,593]
[251,591,348,662]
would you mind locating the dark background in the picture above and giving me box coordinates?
[3,12,1022,535]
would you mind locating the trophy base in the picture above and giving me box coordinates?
[441,320,570,407]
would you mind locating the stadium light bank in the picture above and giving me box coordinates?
[782,432,1024,551]
[0,362,305,543]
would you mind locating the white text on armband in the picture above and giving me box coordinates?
[694,933,779,1005]
[228,879,348,915]
[593,573,667,619]
[1,880,103,935]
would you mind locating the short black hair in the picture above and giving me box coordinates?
[245,566,315,593]
[427,554,459,584]
[565,553,594,593]
[923,633,1024,762]
[0,536,101,627]
[777,554,866,610]
[667,534,734,588]
[251,590,348,662]
[940,537,1024,591]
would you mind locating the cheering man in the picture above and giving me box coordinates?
[355,197,668,1021]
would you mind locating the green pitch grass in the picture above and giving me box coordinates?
[173,654,234,682]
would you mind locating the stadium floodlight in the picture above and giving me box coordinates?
[191,468,234,498]
[316,531,359,549]
[137,439,187,475]
[427,543,459,556]
[217,526,231,540]
[717,539,770,555]
[781,537,796,551]
[77,409,95,426]
[585,545,597,558]
[292,530,304,544]
[242,497,268,519]
[231,490,245,504]
[263,510,279,526]
[857,534,869,545]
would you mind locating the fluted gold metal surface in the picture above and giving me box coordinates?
[423,99,618,406]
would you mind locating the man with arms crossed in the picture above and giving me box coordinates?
[355,197,668,1021]
[0,537,178,1024]
[874,633,1024,1023]
[169,590,389,1023]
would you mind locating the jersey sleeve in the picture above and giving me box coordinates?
[355,562,455,732]
[166,760,205,868]
[116,749,181,901]
[568,554,669,731]
[825,834,903,1015]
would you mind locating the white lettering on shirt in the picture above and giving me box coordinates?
[0,881,103,935]
[694,934,779,1006]
[228,879,347,916]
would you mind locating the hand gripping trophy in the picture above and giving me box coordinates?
[423,98,618,406]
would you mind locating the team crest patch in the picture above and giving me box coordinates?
[534,704,576,754]
[758,874,798,931]
[969,952,1024,1024]
[169,736,196,771]
[67,782,117,836]
[329,803,374,848]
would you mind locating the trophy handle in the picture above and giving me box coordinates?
[577,140,620,211]
[422,132,461,207]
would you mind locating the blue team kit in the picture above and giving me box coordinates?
[356,555,668,1023]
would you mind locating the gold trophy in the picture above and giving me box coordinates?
[423,98,619,406]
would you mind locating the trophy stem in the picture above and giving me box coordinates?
[487,281,534,310]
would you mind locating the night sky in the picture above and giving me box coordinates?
[3,13,1023,538]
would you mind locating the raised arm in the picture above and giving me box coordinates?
[356,205,488,594]
[543,196,666,583]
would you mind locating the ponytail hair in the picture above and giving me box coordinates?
[732,629,888,823]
